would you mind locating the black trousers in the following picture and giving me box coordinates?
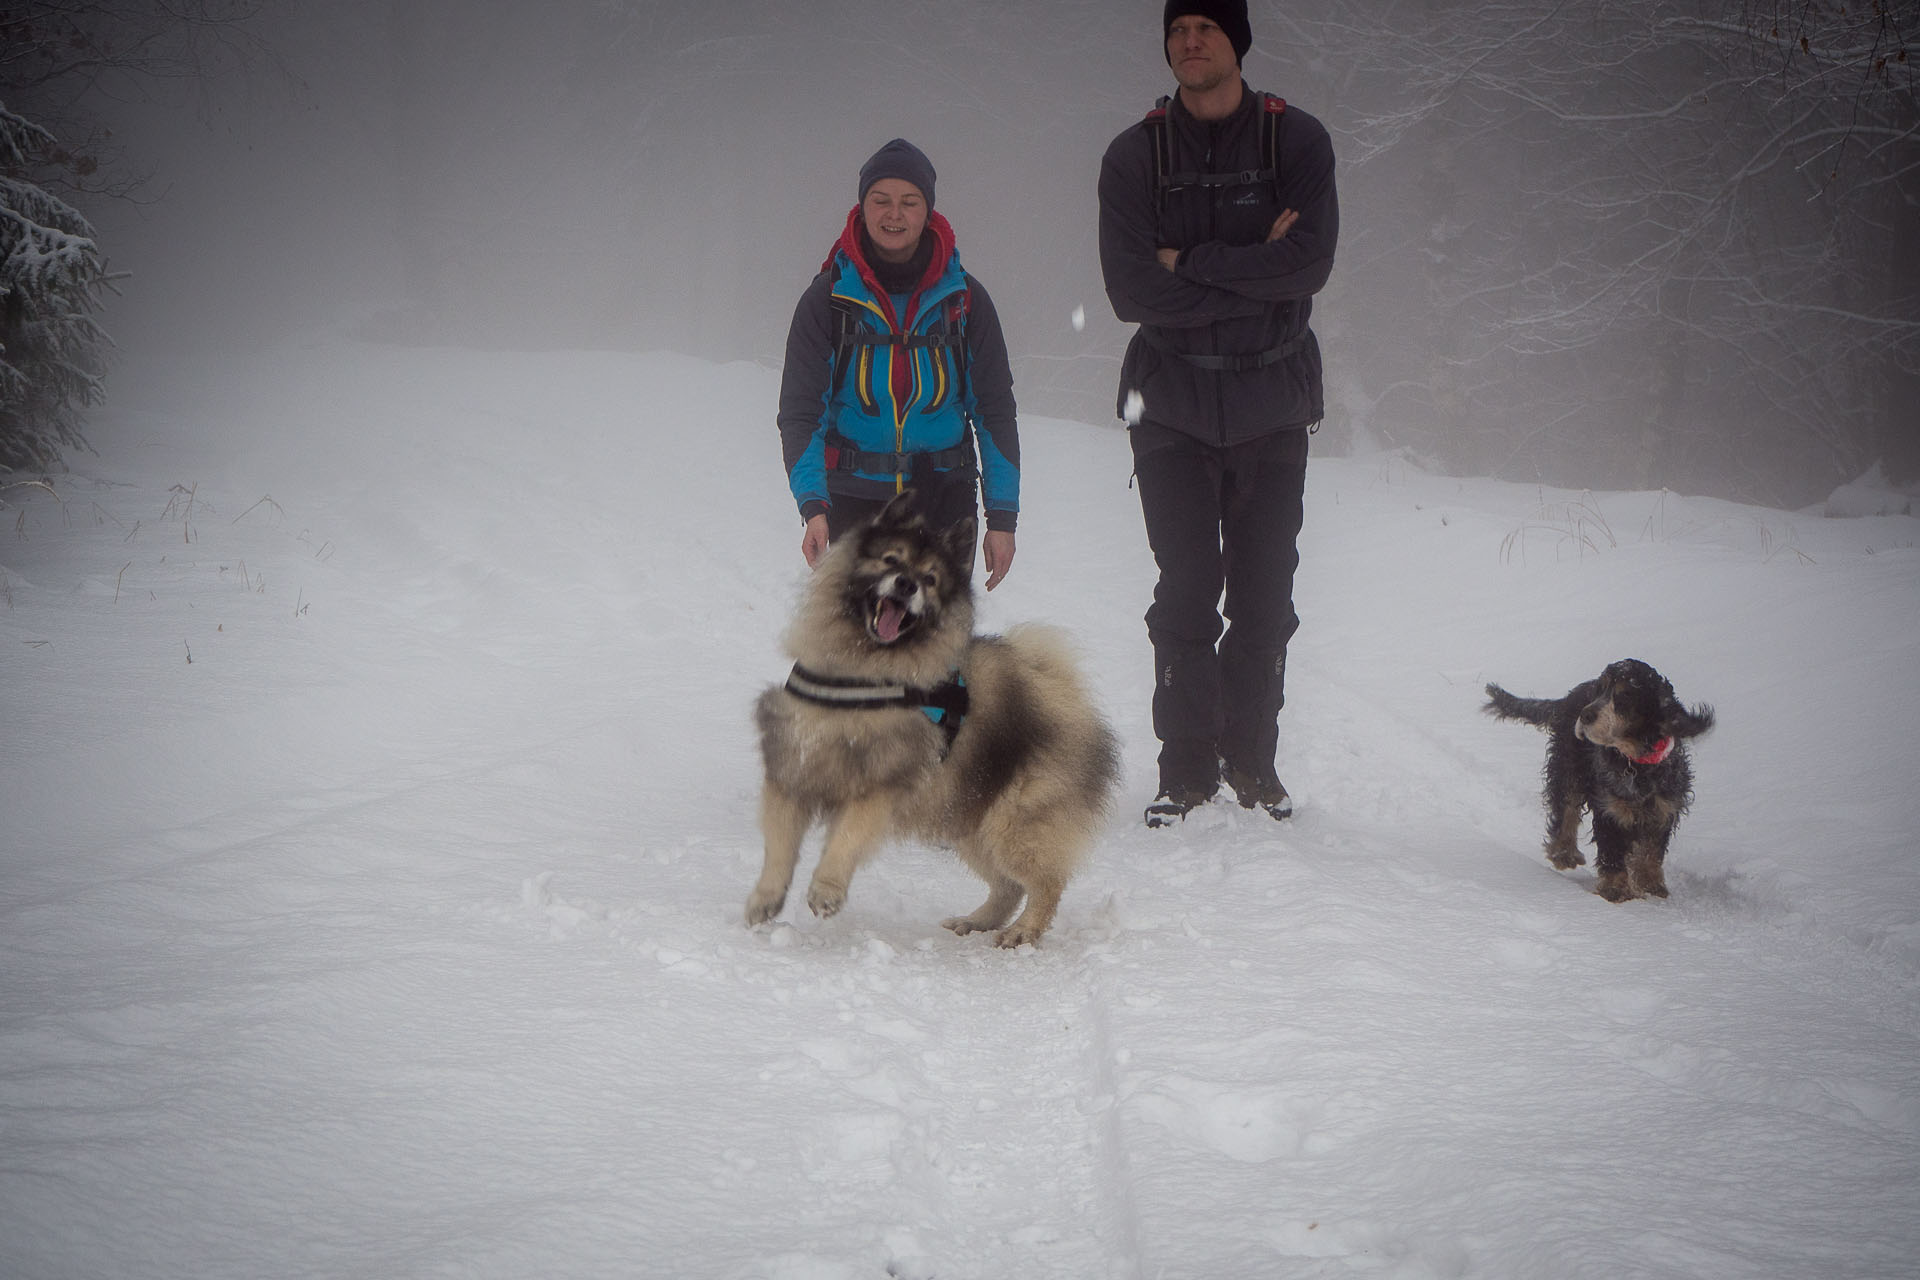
[1132,425,1307,792]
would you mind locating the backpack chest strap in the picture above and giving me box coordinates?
[1147,93,1287,206]
[1159,165,1277,191]
[838,329,966,351]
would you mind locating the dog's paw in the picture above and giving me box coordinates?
[807,880,847,919]
[744,889,787,926]
[1628,859,1670,898]
[1595,872,1637,903]
[992,923,1044,949]
[1545,840,1586,870]
[941,915,989,936]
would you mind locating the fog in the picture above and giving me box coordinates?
[71,1,1920,507]
[91,4,1161,403]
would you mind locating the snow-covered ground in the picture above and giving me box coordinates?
[3,341,1916,1279]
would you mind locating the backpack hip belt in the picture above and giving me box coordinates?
[823,431,977,476]
[1142,325,1310,373]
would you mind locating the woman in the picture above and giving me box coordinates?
[776,138,1020,589]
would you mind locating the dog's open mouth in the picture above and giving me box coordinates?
[868,592,919,645]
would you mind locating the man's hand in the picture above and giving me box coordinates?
[801,513,830,568]
[982,529,1016,591]
[1159,210,1291,270]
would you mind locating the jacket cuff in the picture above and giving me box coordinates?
[800,500,830,522]
[984,508,1017,533]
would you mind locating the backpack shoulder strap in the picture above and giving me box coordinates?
[826,288,974,400]
[1149,93,1285,205]
[826,295,865,398]
[1261,94,1287,199]
[1145,95,1173,209]
[944,285,973,408]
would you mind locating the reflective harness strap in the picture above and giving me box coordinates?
[784,663,969,755]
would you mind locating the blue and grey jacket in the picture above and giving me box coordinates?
[777,207,1020,531]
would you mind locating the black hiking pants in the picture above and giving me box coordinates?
[1132,424,1307,794]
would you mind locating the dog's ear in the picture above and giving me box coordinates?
[875,490,921,532]
[938,515,978,579]
[1667,701,1716,739]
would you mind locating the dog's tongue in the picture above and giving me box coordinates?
[1632,736,1675,765]
[875,597,905,643]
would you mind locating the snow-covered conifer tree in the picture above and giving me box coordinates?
[1,101,109,471]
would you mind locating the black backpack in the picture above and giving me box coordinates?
[821,289,977,476]
[1139,92,1310,375]
[1145,91,1288,211]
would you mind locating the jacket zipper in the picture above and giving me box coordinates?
[1206,126,1227,445]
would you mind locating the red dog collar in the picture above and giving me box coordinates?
[1631,737,1675,766]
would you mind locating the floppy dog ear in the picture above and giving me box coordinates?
[1665,698,1716,740]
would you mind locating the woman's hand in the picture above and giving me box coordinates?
[982,529,1016,591]
[801,513,831,568]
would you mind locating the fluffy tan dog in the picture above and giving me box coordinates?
[747,494,1119,947]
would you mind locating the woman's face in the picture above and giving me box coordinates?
[861,179,929,264]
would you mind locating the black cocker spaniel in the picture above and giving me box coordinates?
[1485,659,1715,902]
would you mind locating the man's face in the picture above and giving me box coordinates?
[1167,15,1237,93]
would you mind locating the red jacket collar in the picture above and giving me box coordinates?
[824,206,957,313]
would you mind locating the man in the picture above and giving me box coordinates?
[1097,1,1338,826]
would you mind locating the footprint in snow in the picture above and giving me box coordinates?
[1133,1075,1330,1163]
[1595,985,1664,1022]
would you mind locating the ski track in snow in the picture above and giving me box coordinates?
[2,343,1917,1279]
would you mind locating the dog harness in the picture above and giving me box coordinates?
[784,663,969,756]
[1631,737,1675,766]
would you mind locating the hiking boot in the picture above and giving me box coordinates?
[1221,762,1293,820]
[1144,784,1215,829]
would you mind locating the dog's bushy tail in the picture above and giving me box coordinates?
[1483,683,1560,728]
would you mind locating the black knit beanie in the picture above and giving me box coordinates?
[858,138,937,209]
[1163,0,1252,66]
